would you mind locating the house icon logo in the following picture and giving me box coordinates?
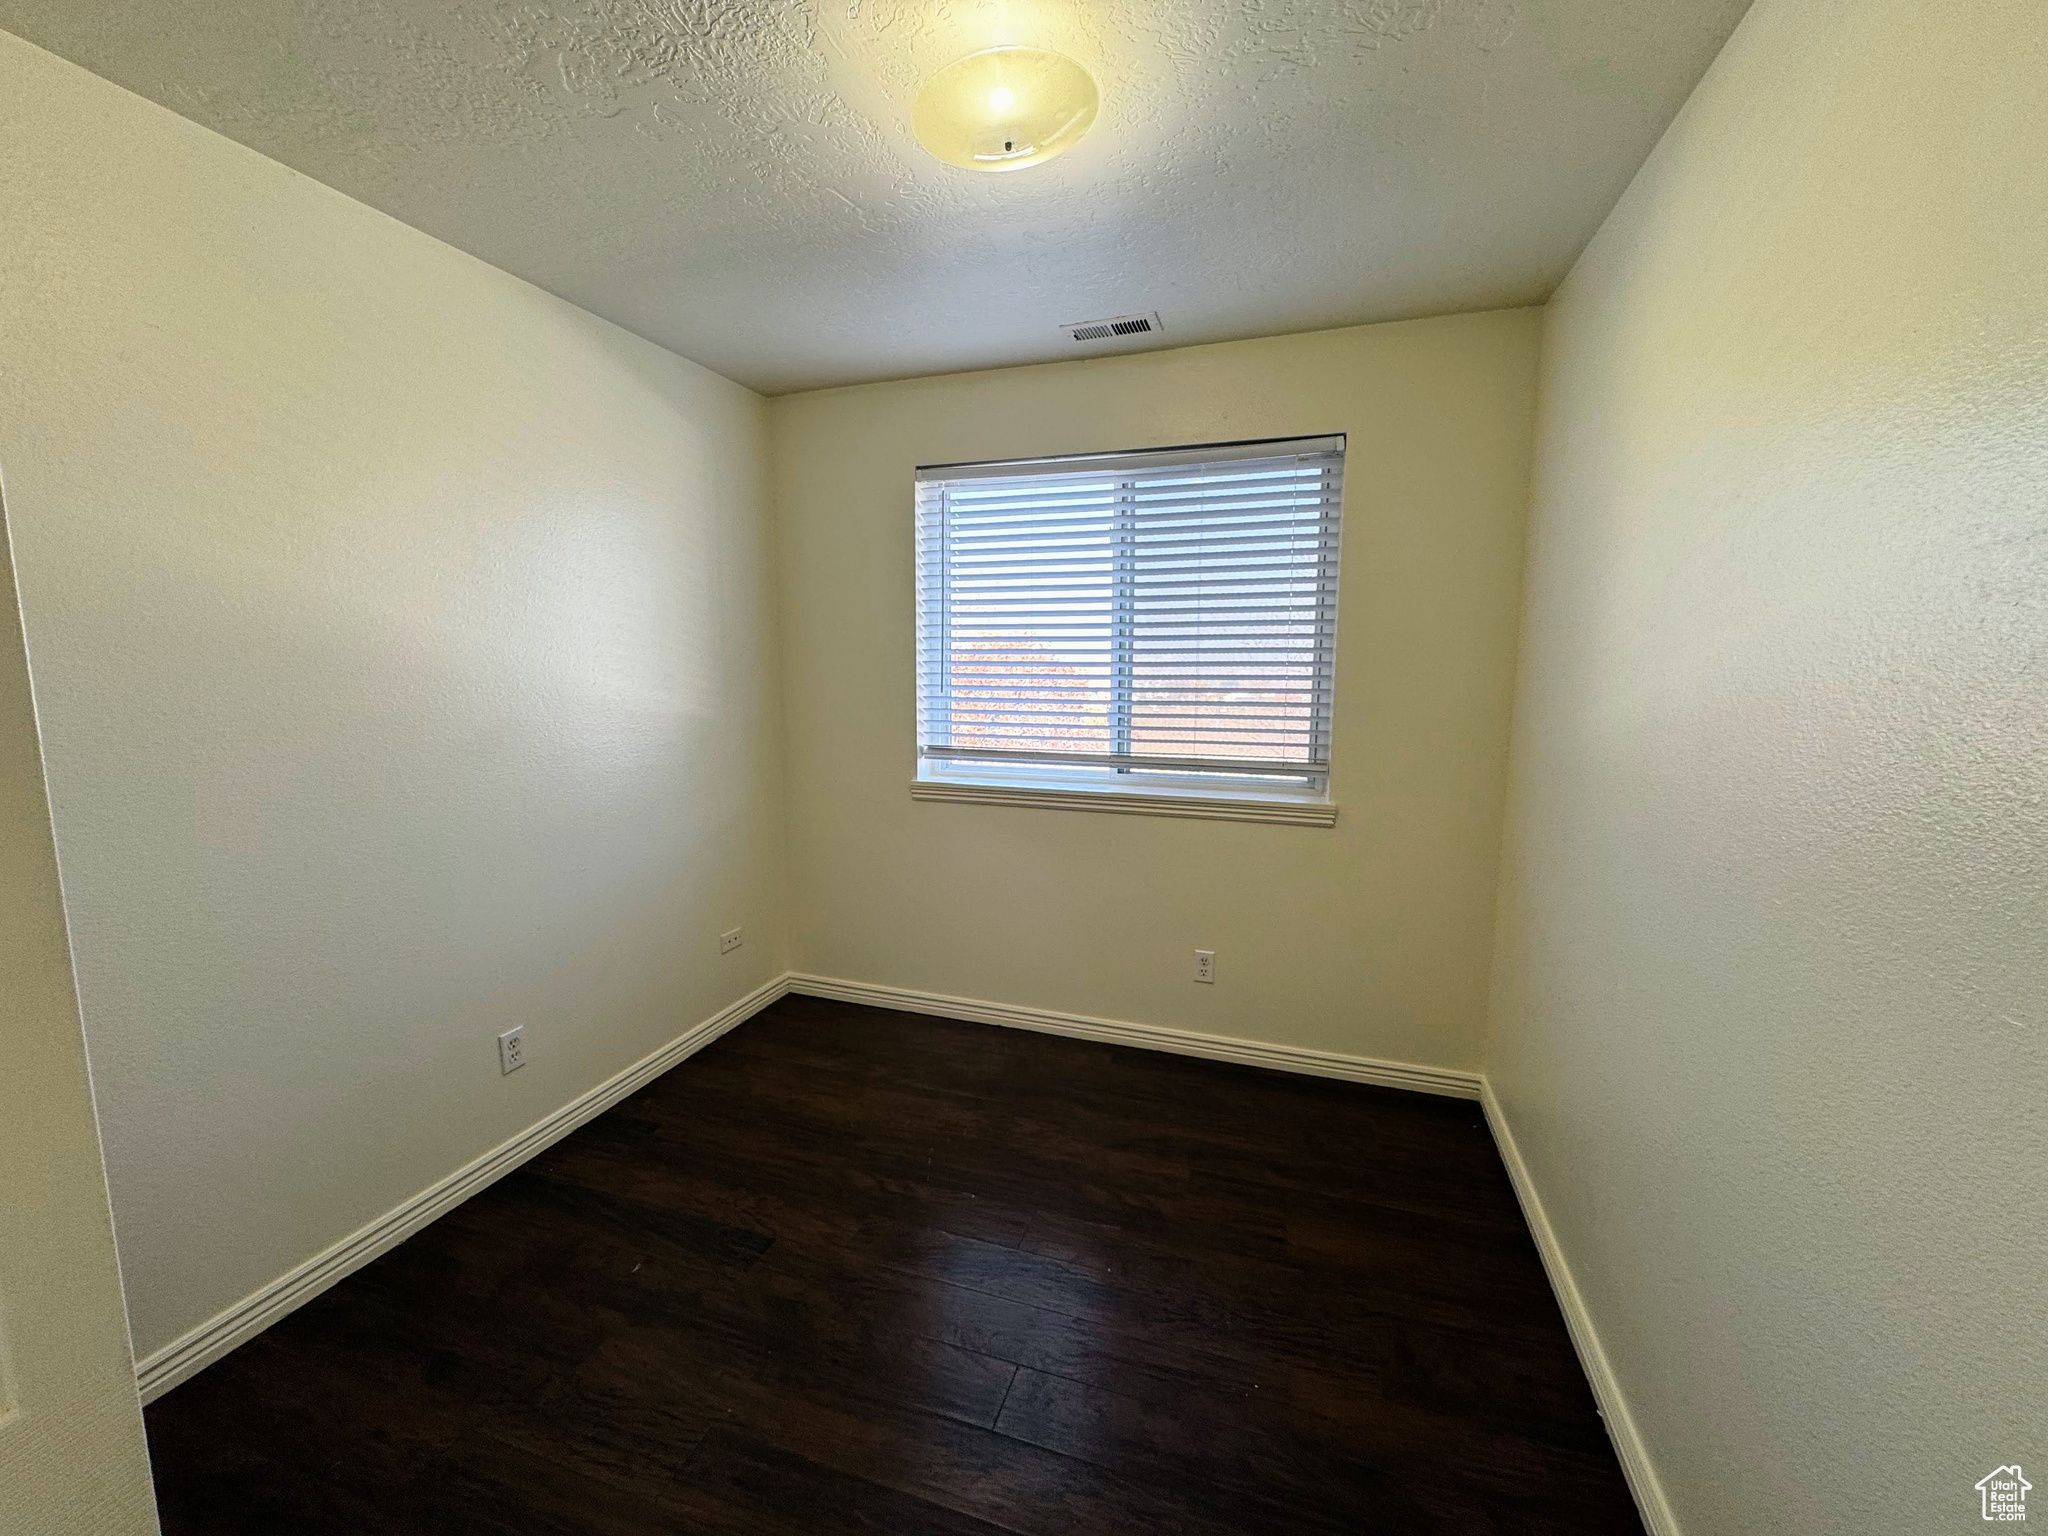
[1978,1466,2030,1522]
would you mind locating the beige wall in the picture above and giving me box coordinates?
[773,314,1539,1070]
[0,500,157,1532]
[0,33,788,1365]
[1486,0,2048,1531]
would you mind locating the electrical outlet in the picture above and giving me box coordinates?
[719,927,743,955]
[498,1026,526,1075]
[1194,949,1215,984]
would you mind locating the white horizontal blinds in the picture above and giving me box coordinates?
[917,436,1343,786]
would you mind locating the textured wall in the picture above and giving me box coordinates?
[1486,0,2048,1530]
[0,0,1749,391]
[0,33,788,1362]
[774,312,1539,1072]
[0,500,158,1535]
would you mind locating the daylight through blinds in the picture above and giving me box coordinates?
[916,436,1344,789]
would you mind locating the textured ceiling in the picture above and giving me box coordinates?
[3,0,1752,393]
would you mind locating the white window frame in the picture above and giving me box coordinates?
[912,435,1344,827]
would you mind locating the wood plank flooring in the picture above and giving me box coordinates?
[143,996,1641,1534]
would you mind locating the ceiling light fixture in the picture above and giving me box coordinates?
[912,47,1098,173]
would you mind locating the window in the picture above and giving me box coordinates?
[914,435,1344,825]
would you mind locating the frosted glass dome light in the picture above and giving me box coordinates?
[912,47,1099,173]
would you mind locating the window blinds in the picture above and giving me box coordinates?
[916,436,1344,790]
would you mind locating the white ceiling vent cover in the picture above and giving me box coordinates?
[1061,311,1164,344]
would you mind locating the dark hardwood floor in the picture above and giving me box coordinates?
[144,996,1640,1534]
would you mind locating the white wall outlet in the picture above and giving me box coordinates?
[497,1026,526,1075]
[719,927,743,955]
[1194,949,1215,984]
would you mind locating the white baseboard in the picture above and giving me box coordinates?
[135,973,791,1403]
[785,973,1482,1100]
[1481,1081,1676,1536]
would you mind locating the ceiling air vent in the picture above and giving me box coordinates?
[1061,311,1163,344]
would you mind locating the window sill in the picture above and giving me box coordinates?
[908,778,1338,827]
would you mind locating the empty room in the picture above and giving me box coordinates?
[3,1,2041,1532]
